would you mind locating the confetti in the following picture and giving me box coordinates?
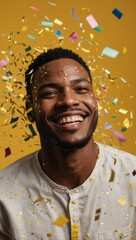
[28,124,37,137]
[0,58,9,67]
[102,47,119,58]
[71,7,79,20]
[55,30,62,37]
[69,32,78,42]
[10,117,19,124]
[132,170,136,176]
[25,46,32,52]
[109,170,115,182]
[93,26,103,32]
[110,129,126,142]
[5,147,11,157]
[104,122,112,129]
[112,98,118,105]
[122,47,127,54]
[53,215,69,227]
[118,108,128,114]
[33,197,45,204]
[54,18,63,25]
[21,26,28,32]
[118,198,126,205]
[120,77,128,83]
[48,2,57,6]
[123,118,131,128]
[40,21,53,27]
[30,6,40,11]
[27,34,37,40]
[86,14,98,28]
[95,208,101,221]
[112,8,123,19]
[47,232,52,237]
[72,224,78,239]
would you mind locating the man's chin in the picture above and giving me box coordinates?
[54,134,92,151]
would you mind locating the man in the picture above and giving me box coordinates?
[0,47,136,239]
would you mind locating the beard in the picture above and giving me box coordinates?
[36,112,98,151]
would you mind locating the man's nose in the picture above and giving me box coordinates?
[55,89,79,108]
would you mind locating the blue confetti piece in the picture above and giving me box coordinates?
[40,21,53,27]
[102,47,119,58]
[55,30,61,36]
[112,8,123,19]
[27,34,37,40]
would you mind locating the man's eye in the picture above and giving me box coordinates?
[76,86,89,93]
[40,90,57,99]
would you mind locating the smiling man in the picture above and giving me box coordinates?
[0,48,136,239]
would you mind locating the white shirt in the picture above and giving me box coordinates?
[0,143,136,240]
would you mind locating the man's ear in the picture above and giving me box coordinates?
[26,100,35,123]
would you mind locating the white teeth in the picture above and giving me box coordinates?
[57,115,84,125]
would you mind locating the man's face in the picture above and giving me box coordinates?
[31,58,98,150]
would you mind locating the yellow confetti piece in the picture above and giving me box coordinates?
[53,215,69,227]
[54,18,63,25]
[89,178,93,182]
[47,232,52,237]
[119,232,124,238]
[38,29,44,35]
[118,198,126,205]
[21,26,28,31]
[129,183,134,188]
[87,233,91,237]
[122,47,127,54]
[72,224,79,240]
[33,197,45,204]
[123,118,132,128]
[130,111,133,119]
[119,108,128,114]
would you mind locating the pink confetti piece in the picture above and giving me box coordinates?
[69,32,78,42]
[30,6,39,11]
[110,128,126,142]
[5,147,11,157]
[0,58,9,67]
[86,14,98,28]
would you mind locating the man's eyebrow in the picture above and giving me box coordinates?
[38,78,90,91]
[71,78,90,84]
[38,83,60,91]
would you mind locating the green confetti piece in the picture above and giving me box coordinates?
[94,26,103,32]
[121,127,127,132]
[25,46,32,52]
[28,124,37,136]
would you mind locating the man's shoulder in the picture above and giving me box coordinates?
[0,151,38,185]
[98,142,136,166]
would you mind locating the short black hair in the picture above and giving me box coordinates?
[25,47,92,101]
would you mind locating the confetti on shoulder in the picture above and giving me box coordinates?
[53,215,69,227]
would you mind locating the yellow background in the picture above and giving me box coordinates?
[0,0,136,170]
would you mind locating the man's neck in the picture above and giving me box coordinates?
[39,138,99,189]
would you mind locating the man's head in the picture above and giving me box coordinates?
[25,47,98,150]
